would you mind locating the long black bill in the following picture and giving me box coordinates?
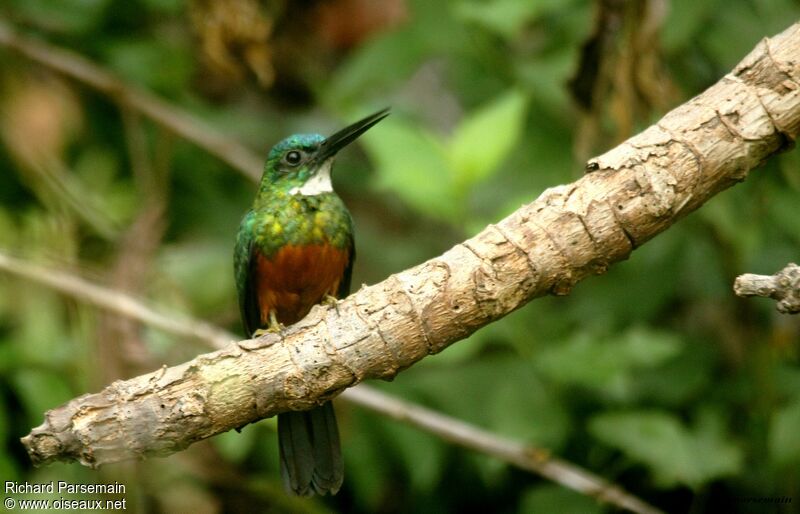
[316,108,390,162]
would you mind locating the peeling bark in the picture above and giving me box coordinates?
[22,23,800,468]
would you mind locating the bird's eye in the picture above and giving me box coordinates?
[285,151,303,165]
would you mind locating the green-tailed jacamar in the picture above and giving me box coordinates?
[234,109,389,496]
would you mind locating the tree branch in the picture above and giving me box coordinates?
[17,22,800,475]
[734,262,800,313]
[0,19,263,181]
[0,252,663,514]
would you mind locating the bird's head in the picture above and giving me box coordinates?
[260,108,389,196]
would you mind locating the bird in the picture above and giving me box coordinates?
[234,109,389,496]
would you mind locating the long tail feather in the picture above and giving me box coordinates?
[309,402,343,495]
[278,402,343,496]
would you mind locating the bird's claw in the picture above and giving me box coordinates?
[252,312,284,337]
[252,326,282,337]
[322,294,341,316]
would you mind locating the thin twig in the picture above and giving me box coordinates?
[0,19,262,182]
[0,252,234,347]
[734,263,800,314]
[0,250,663,514]
[341,386,664,514]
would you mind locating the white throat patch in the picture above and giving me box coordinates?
[289,159,334,196]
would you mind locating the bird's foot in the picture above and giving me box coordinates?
[268,311,285,332]
[252,327,282,337]
[322,295,341,316]
[252,312,284,337]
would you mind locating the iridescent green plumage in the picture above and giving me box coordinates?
[237,192,353,263]
[234,110,388,496]
[234,190,355,331]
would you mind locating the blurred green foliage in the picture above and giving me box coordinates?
[1,0,799,513]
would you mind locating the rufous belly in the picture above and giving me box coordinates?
[255,243,350,326]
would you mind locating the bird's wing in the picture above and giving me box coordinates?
[336,233,355,299]
[234,211,261,337]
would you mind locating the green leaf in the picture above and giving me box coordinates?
[157,241,235,316]
[212,425,258,464]
[448,90,528,190]
[73,147,136,226]
[661,0,718,51]
[769,398,800,467]
[589,409,742,488]
[0,455,19,484]
[635,344,713,406]
[345,411,394,510]
[520,484,604,514]
[10,369,74,426]
[361,119,458,221]
[15,287,75,368]
[0,392,8,444]
[701,1,800,70]
[325,1,466,104]
[767,178,800,245]
[488,370,570,450]
[326,32,425,106]
[401,355,569,450]
[455,0,564,39]
[516,51,577,116]
[104,39,192,95]
[140,0,184,14]
[698,194,759,266]
[9,0,110,34]
[382,420,446,493]
[536,327,683,400]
